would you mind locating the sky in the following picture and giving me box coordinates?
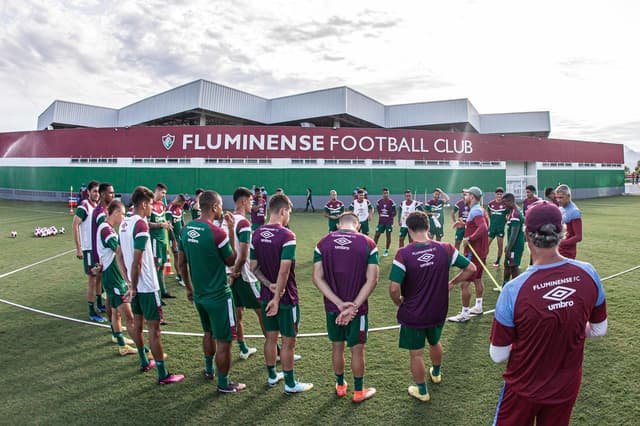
[2,0,640,154]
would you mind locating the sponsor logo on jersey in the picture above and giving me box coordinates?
[416,252,435,267]
[260,230,274,243]
[187,229,201,243]
[333,236,352,250]
[162,134,175,150]
[543,286,576,311]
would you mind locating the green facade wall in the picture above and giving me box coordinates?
[537,169,624,190]
[0,166,507,196]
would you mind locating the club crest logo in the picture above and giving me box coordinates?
[162,134,175,150]
[260,230,274,239]
[334,237,352,246]
[187,229,200,239]
[417,253,435,263]
[542,286,576,302]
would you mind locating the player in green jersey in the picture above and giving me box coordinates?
[501,193,525,284]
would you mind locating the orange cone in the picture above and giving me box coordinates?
[163,252,174,275]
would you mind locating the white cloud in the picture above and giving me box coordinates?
[1,0,639,151]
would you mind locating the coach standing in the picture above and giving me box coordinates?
[490,201,607,425]
[555,184,582,259]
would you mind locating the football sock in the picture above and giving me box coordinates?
[137,347,150,366]
[284,370,296,387]
[417,382,428,395]
[88,301,97,316]
[238,340,249,353]
[462,306,470,316]
[157,360,168,380]
[432,365,441,376]
[205,356,214,375]
[475,298,483,309]
[217,374,230,388]
[354,377,364,392]
[267,365,277,380]
[96,295,104,308]
[335,373,345,386]
[157,269,167,294]
[110,324,117,338]
[495,256,501,264]
[115,332,125,346]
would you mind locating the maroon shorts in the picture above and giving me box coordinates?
[470,255,485,280]
[493,382,577,426]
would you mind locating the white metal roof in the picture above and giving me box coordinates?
[37,79,550,135]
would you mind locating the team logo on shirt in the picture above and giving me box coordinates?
[543,286,576,311]
[162,134,175,150]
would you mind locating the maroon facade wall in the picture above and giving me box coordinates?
[0,126,623,163]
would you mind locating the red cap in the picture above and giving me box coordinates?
[525,201,562,233]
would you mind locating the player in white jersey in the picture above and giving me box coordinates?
[119,186,184,385]
[72,180,105,322]
[398,189,421,248]
[349,189,373,235]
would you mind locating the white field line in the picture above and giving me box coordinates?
[0,249,75,279]
[0,249,636,337]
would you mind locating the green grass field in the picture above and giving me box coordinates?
[0,197,639,425]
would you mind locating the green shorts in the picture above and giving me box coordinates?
[232,278,261,309]
[375,223,393,234]
[108,293,127,309]
[399,323,444,350]
[328,219,339,232]
[195,297,237,341]
[261,301,299,337]
[152,239,167,267]
[251,223,263,231]
[455,227,466,241]
[326,313,368,347]
[399,226,409,238]
[131,292,162,321]
[429,219,444,238]
[359,220,370,235]
[488,227,505,238]
[505,245,525,268]
[82,250,96,276]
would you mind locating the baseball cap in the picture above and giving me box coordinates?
[463,186,483,199]
[525,201,562,233]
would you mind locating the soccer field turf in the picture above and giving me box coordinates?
[0,197,638,425]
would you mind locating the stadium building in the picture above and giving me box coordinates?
[0,79,624,205]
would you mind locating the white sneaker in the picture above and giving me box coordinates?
[239,347,257,360]
[469,306,483,315]
[112,336,135,345]
[447,312,470,323]
[284,381,314,394]
[383,250,389,257]
[267,371,284,387]
[276,354,302,362]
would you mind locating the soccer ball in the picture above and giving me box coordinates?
[10,231,17,238]
[59,227,65,234]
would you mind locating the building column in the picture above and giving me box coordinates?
[199,113,207,126]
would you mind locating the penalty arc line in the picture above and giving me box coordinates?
[0,250,637,338]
